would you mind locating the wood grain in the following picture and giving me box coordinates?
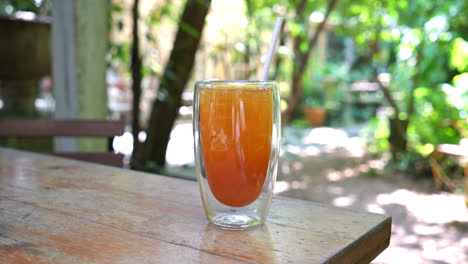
[0,147,391,263]
[45,152,124,167]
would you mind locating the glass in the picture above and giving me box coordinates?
[193,80,280,230]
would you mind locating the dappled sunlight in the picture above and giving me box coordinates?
[375,245,424,264]
[326,170,342,181]
[421,239,466,264]
[282,126,367,159]
[302,145,320,156]
[278,151,467,263]
[284,145,301,155]
[327,186,344,196]
[359,164,369,172]
[273,181,290,194]
[332,195,356,207]
[292,161,304,171]
[372,188,468,263]
[376,189,467,224]
[344,137,365,158]
[326,167,359,181]
[302,127,348,146]
[343,168,356,177]
[412,224,444,236]
[378,233,468,264]
[113,131,134,156]
[291,180,307,190]
[280,162,291,175]
[274,179,309,194]
[367,203,386,214]
[368,159,386,170]
[166,122,194,166]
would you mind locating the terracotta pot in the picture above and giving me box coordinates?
[303,107,327,127]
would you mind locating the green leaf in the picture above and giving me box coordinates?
[450,38,468,72]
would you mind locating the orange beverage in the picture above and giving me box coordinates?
[199,86,273,207]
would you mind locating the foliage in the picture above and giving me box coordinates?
[450,38,468,73]
[108,0,180,81]
[328,0,468,172]
[0,0,51,16]
[303,61,348,108]
[408,87,463,154]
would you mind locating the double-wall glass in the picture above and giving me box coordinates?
[193,80,280,230]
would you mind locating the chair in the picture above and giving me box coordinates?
[430,139,468,208]
[0,119,125,167]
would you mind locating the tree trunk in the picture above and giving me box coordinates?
[136,0,211,171]
[130,0,143,166]
[386,27,425,160]
[282,0,339,123]
[389,117,408,160]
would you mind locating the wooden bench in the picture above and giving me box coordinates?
[0,119,125,167]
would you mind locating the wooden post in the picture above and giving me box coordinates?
[52,0,108,152]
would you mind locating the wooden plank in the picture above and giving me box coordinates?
[0,198,243,264]
[0,148,391,263]
[45,152,124,167]
[0,119,124,137]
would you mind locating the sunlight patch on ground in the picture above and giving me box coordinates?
[326,167,359,181]
[274,181,290,194]
[281,162,291,175]
[327,186,344,195]
[332,195,356,207]
[412,224,443,236]
[291,180,307,190]
[367,203,386,214]
[113,131,134,155]
[344,137,365,157]
[368,159,386,170]
[376,189,468,224]
[302,145,320,156]
[292,161,304,171]
[374,246,423,264]
[326,170,342,181]
[285,145,301,155]
[298,127,366,158]
[420,238,465,264]
[302,127,348,146]
[373,188,468,263]
[166,123,195,166]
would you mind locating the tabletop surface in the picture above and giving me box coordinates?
[0,147,391,263]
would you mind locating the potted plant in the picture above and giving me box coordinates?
[302,84,327,127]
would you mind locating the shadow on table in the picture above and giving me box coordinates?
[199,224,278,263]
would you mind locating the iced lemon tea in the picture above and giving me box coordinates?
[199,86,273,207]
[194,80,279,229]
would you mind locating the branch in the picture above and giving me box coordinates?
[282,0,339,123]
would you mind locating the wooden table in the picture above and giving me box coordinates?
[0,147,391,263]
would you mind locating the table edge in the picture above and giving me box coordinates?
[324,216,392,263]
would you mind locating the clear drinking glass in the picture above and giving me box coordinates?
[193,80,280,230]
